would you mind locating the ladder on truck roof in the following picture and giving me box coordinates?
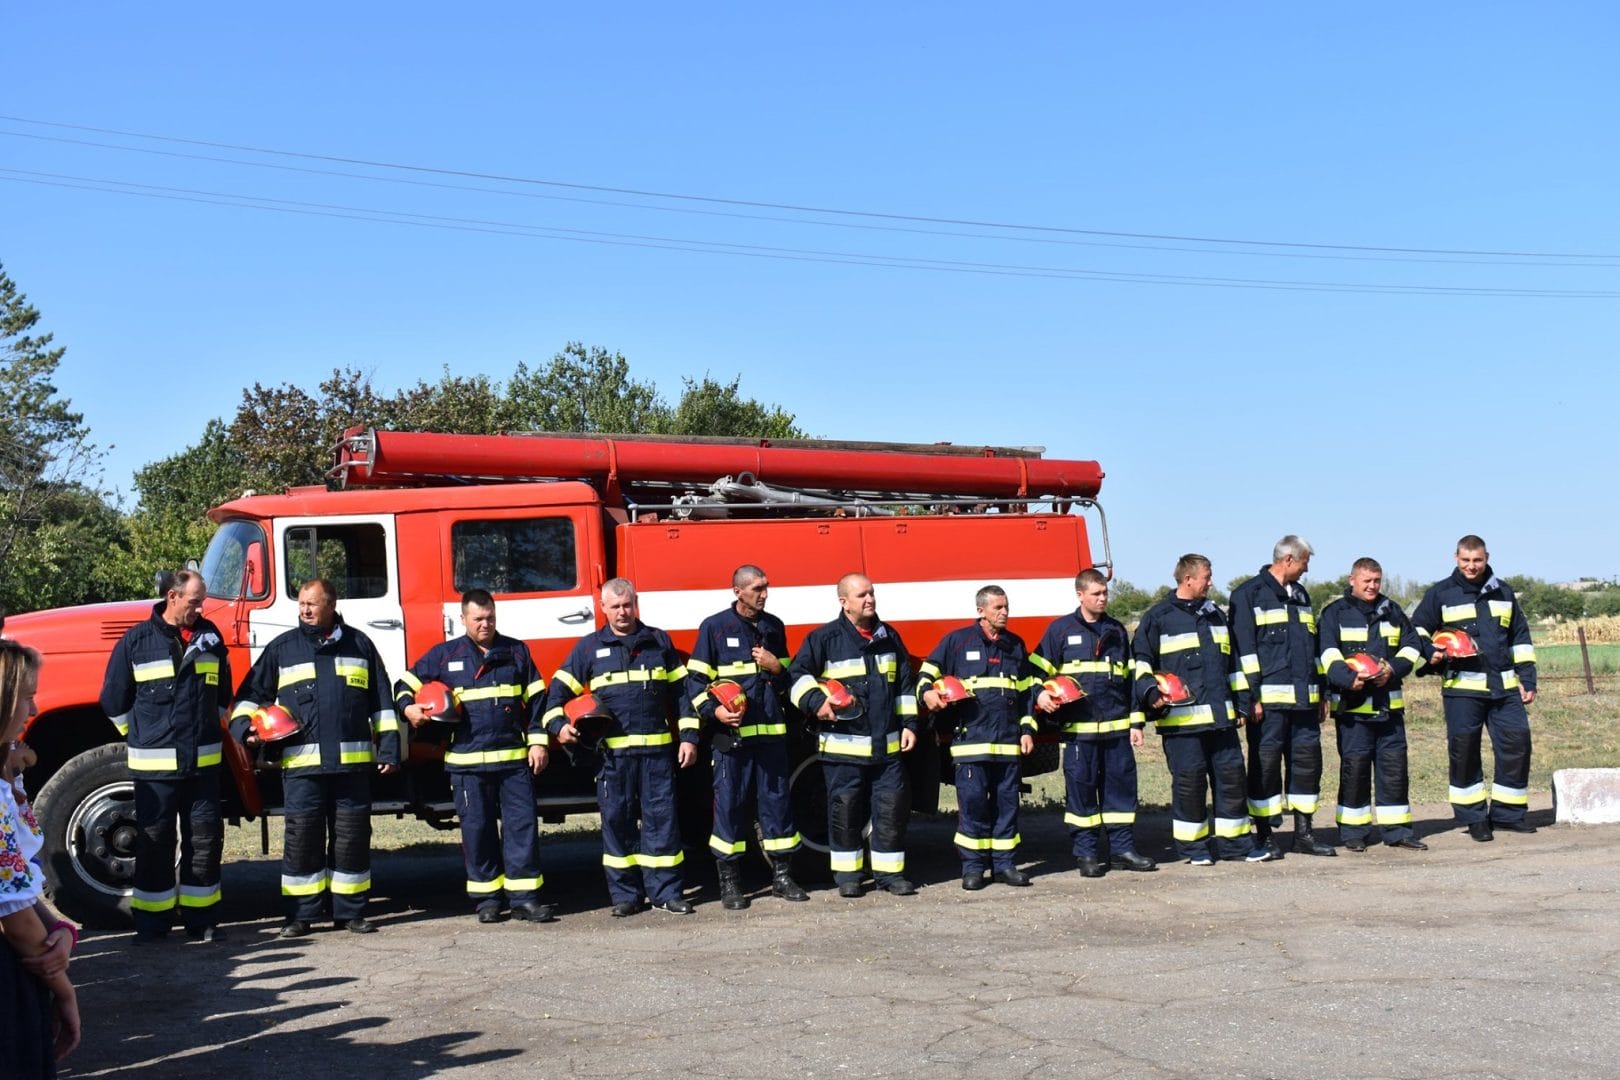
[329,426,1107,525]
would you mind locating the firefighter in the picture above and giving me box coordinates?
[230,579,401,937]
[1411,535,1538,841]
[545,578,696,916]
[1320,558,1430,852]
[98,569,232,943]
[1228,536,1334,857]
[919,585,1037,890]
[1132,554,1273,865]
[1032,569,1156,878]
[685,565,807,910]
[397,590,553,924]
[787,573,920,898]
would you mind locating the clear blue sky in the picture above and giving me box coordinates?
[5,4,1616,591]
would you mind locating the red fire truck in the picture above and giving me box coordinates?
[7,429,1109,925]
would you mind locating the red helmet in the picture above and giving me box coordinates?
[709,679,748,716]
[250,703,303,743]
[933,675,974,705]
[1152,672,1195,707]
[1042,676,1086,705]
[564,693,614,739]
[1432,629,1479,658]
[1345,653,1381,679]
[415,680,461,723]
[821,679,864,722]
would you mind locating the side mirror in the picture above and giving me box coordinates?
[244,542,266,599]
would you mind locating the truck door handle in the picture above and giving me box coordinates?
[368,619,404,630]
[558,609,592,624]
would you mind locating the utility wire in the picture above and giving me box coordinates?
[2,114,1615,261]
[4,169,1614,299]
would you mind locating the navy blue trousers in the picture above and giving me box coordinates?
[1063,736,1140,860]
[824,757,909,887]
[1443,695,1532,825]
[1245,709,1324,826]
[954,757,1022,873]
[1163,729,1253,861]
[453,767,542,910]
[1334,717,1413,844]
[282,771,372,922]
[132,772,223,934]
[710,740,799,861]
[598,752,684,906]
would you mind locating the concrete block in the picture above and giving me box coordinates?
[1553,768,1620,824]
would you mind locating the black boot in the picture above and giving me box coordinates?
[717,860,750,910]
[1255,822,1283,859]
[1293,812,1336,856]
[770,857,809,902]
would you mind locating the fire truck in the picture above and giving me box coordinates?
[7,428,1109,925]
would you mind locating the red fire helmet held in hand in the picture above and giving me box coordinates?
[1345,654,1381,679]
[1432,630,1480,658]
[250,703,303,743]
[1152,672,1195,707]
[933,675,974,704]
[709,679,748,716]
[1041,676,1086,705]
[564,693,614,739]
[820,679,864,722]
[415,680,461,723]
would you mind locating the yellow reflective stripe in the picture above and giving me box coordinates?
[1374,804,1411,825]
[1286,794,1320,814]
[553,669,584,695]
[963,675,1017,692]
[230,700,259,722]
[1488,600,1513,622]
[1450,782,1486,805]
[789,675,820,707]
[918,660,942,679]
[128,747,179,771]
[589,668,677,690]
[1240,654,1261,676]
[1512,644,1536,664]
[830,849,864,872]
[281,871,329,896]
[678,717,702,732]
[1442,672,1490,692]
[1500,671,1521,689]
[1213,816,1251,838]
[193,660,220,676]
[870,849,904,873]
[1061,716,1132,736]
[1338,626,1369,642]
[1065,811,1102,829]
[467,875,506,894]
[1259,685,1299,705]
[280,746,323,769]
[331,870,371,895]
[603,852,685,869]
[373,713,400,734]
[818,731,901,758]
[458,684,524,702]
[1336,803,1374,826]
[133,659,176,682]
[1253,608,1288,626]
[1490,783,1529,805]
[333,659,369,689]
[716,661,758,678]
[506,876,543,891]
[527,731,549,746]
[949,742,1023,758]
[736,722,788,738]
[108,712,132,736]
[178,884,221,907]
[709,835,747,856]
[525,679,546,701]
[1172,817,1211,841]
[398,670,423,692]
[444,747,528,766]
[602,853,638,869]
[196,743,223,768]
[1028,653,1056,675]
[821,659,865,680]
[131,888,177,911]
[685,657,717,678]
[339,740,375,764]
[600,732,674,750]
[954,832,992,850]
[761,833,801,852]
[278,663,317,688]
[1160,633,1199,654]
[1320,648,1345,667]
[1441,604,1476,622]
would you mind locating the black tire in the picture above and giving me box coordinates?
[786,750,833,882]
[34,744,139,929]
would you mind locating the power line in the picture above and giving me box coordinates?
[3,114,1615,261]
[4,169,1614,299]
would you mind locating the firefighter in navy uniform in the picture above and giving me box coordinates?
[918,585,1037,890]
[99,570,232,942]
[397,590,552,924]
[230,579,401,938]
[545,578,696,917]
[685,565,808,911]
[1411,534,1538,841]
[1132,554,1273,866]
[1320,558,1431,852]
[1228,535,1334,857]
[1031,568,1156,878]
[787,573,920,898]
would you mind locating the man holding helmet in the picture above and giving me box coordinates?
[396,590,552,924]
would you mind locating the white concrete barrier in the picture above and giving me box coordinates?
[1553,768,1620,824]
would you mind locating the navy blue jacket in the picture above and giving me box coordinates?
[1319,590,1426,722]
[787,614,918,764]
[396,632,548,772]
[1030,609,1140,739]
[1131,595,1246,735]
[1411,567,1537,698]
[544,623,689,755]
[684,605,792,753]
[100,603,232,779]
[1228,568,1321,715]
[917,622,1038,763]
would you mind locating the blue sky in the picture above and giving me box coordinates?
[4,4,1616,590]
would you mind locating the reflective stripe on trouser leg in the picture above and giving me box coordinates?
[456,771,505,907]
[1373,718,1413,843]
[712,742,802,860]
[281,774,329,922]
[1335,718,1375,842]
[824,761,869,886]
[1443,696,1489,824]
[132,778,181,934]
[869,757,910,882]
[598,753,648,905]
[1245,712,1286,827]
[1063,740,1104,860]
[634,752,685,905]
[752,740,801,856]
[1283,711,1323,816]
[177,771,224,930]
[1484,696,1532,825]
[1208,728,1256,861]
[1162,733,1213,862]
[1099,735,1141,855]
[709,746,752,860]
[330,772,374,922]
[1067,736,1141,859]
[955,761,994,873]
[494,766,543,902]
[985,759,1022,872]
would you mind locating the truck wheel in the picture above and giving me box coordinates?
[34,744,139,929]
[786,755,833,881]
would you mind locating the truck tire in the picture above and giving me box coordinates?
[34,744,139,929]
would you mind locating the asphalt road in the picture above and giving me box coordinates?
[61,798,1618,1079]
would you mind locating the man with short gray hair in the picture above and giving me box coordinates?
[1228,536,1333,857]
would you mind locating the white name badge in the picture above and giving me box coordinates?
[726,637,740,647]
[596,648,612,658]
[966,651,981,661]
[448,661,464,672]
[1067,635,1084,645]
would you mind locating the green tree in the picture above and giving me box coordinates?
[664,374,807,439]
[1307,576,1349,613]
[1506,575,1584,622]
[1106,579,1155,621]
[504,343,667,434]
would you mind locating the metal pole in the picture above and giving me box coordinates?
[1578,624,1596,694]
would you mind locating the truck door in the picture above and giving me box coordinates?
[248,514,408,681]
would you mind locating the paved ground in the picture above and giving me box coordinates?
[61,797,1619,1079]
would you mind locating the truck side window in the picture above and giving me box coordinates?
[452,518,577,595]
[285,524,390,599]
[201,519,271,600]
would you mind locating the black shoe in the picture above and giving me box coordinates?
[1389,837,1429,851]
[1077,858,1108,879]
[1468,822,1495,843]
[880,878,917,896]
[610,900,643,917]
[1294,832,1337,857]
[278,921,312,939]
[837,881,866,899]
[187,925,227,943]
[770,863,810,902]
[477,908,503,924]
[962,872,988,891]
[992,868,1031,888]
[654,898,695,915]
[339,917,377,935]
[717,863,750,911]
[1344,838,1368,852]
[1109,851,1158,873]
[1496,820,1537,834]
[133,929,169,945]
[510,901,556,923]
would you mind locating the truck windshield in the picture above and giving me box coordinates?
[201,519,270,600]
